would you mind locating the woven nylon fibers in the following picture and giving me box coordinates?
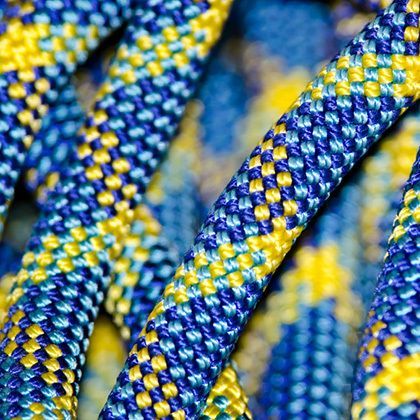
[24,83,84,203]
[102,1,420,418]
[1,14,248,416]
[0,1,233,418]
[233,106,419,418]
[102,203,250,418]
[0,0,132,233]
[352,150,420,418]
[358,106,420,308]
[24,34,117,206]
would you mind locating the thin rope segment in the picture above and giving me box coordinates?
[352,150,420,419]
[24,83,84,203]
[253,105,419,416]
[0,1,232,418]
[105,204,180,348]
[0,0,132,233]
[358,106,420,308]
[102,2,419,418]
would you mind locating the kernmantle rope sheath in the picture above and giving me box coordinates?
[0,0,233,418]
[0,0,132,233]
[102,1,419,418]
[352,150,420,418]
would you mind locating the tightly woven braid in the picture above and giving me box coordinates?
[252,106,419,418]
[232,102,419,414]
[234,179,364,417]
[359,106,420,307]
[24,83,84,203]
[0,0,132,232]
[2,42,248,418]
[102,1,420,417]
[352,150,420,418]
[24,39,116,205]
[104,204,251,418]
[0,1,233,417]
[231,4,352,413]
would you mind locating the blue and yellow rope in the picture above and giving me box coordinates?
[352,150,420,418]
[102,1,420,417]
[0,0,131,232]
[0,1,419,418]
[0,1,233,417]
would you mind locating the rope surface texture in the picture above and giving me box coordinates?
[102,0,419,418]
[0,0,233,417]
[0,0,418,419]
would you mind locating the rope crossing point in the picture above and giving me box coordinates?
[0,0,417,419]
[102,1,419,418]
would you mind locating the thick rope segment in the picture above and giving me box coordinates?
[352,151,420,419]
[0,0,132,233]
[250,108,418,416]
[102,1,419,418]
[0,1,232,418]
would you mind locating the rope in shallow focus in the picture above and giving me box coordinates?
[102,1,419,417]
[0,0,418,419]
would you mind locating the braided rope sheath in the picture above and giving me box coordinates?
[102,1,420,417]
[234,180,364,417]
[246,109,418,417]
[0,1,233,417]
[24,39,115,205]
[352,150,420,419]
[24,83,84,203]
[104,205,251,418]
[359,106,420,307]
[233,104,419,416]
[0,0,132,232]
